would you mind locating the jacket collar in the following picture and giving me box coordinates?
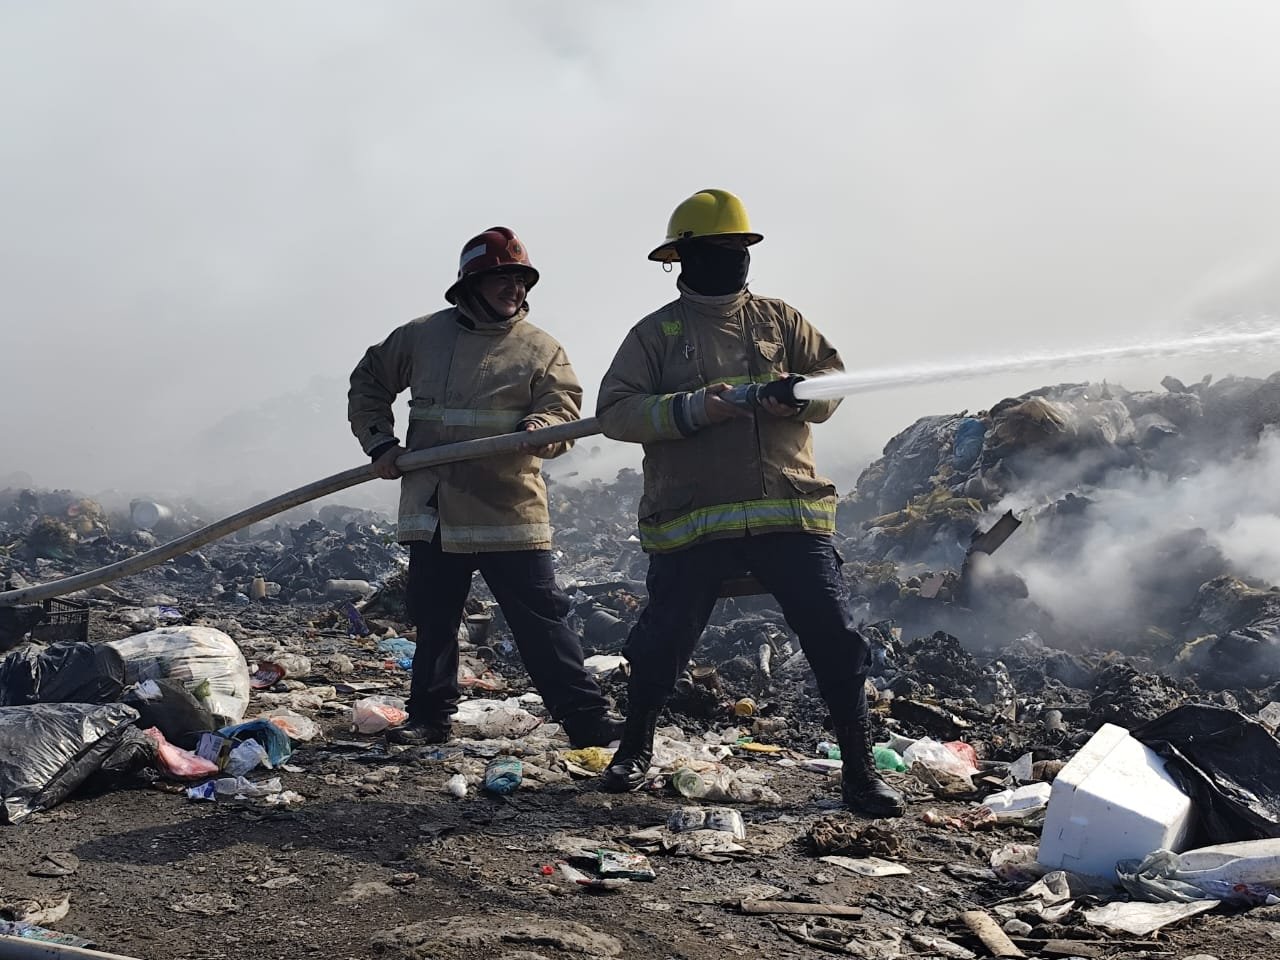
[677,279,749,318]
[453,295,527,335]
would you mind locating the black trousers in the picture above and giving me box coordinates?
[405,534,610,729]
[625,532,870,726]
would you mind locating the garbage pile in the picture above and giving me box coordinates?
[841,372,1280,561]
[834,372,1280,692]
[5,372,1280,956]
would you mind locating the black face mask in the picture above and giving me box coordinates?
[678,241,750,296]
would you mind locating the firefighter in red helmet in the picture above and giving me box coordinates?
[348,227,622,748]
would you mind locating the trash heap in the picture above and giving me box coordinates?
[3,371,1280,957]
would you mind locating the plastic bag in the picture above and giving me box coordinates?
[122,679,214,750]
[107,626,250,724]
[0,703,140,823]
[452,698,541,739]
[0,642,126,706]
[904,737,978,780]
[1133,704,1280,844]
[352,696,407,734]
[225,740,270,777]
[1117,839,1280,906]
[143,727,219,780]
[376,637,416,659]
[990,842,1049,884]
[217,719,292,766]
[214,776,282,798]
[262,708,318,742]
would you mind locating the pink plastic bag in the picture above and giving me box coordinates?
[144,727,220,780]
[352,696,408,734]
[944,740,980,770]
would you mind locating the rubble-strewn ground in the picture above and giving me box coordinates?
[6,372,1280,959]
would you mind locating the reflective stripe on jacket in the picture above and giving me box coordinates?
[597,284,843,553]
[348,304,581,552]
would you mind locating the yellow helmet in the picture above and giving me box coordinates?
[648,188,764,263]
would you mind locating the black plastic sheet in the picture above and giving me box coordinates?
[0,702,140,824]
[122,679,214,750]
[0,642,126,706]
[1134,703,1280,845]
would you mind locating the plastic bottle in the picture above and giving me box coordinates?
[483,756,523,795]
[874,745,907,772]
[250,576,267,601]
[670,766,709,799]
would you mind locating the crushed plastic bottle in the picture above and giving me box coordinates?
[671,766,710,799]
[672,766,780,804]
[483,756,523,795]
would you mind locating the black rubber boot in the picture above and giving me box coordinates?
[835,702,905,819]
[564,713,625,749]
[599,707,660,792]
[386,720,450,747]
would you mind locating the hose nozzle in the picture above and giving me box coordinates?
[720,375,807,409]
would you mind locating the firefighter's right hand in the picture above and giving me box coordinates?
[372,444,407,479]
[703,382,753,423]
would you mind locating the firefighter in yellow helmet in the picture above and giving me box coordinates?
[595,190,904,818]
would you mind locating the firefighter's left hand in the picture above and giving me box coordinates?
[519,421,556,457]
[760,397,801,418]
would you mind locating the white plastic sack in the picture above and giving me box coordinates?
[453,698,542,739]
[107,626,250,724]
[1118,839,1280,906]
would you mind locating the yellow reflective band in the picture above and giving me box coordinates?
[639,498,836,552]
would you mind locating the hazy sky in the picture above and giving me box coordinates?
[4,1,1280,503]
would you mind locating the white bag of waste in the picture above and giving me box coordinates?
[453,698,542,739]
[107,626,250,725]
[1117,838,1280,906]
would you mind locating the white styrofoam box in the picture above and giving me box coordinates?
[1037,722,1193,881]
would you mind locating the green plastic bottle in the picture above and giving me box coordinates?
[874,745,907,773]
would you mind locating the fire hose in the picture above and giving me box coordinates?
[0,417,603,608]
[0,376,820,611]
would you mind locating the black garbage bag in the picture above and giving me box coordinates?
[122,679,215,750]
[0,642,126,706]
[0,702,140,824]
[1133,703,1280,845]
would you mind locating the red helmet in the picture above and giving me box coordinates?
[444,226,539,304]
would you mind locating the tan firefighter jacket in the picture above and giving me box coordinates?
[597,284,843,553]
[348,302,580,552]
